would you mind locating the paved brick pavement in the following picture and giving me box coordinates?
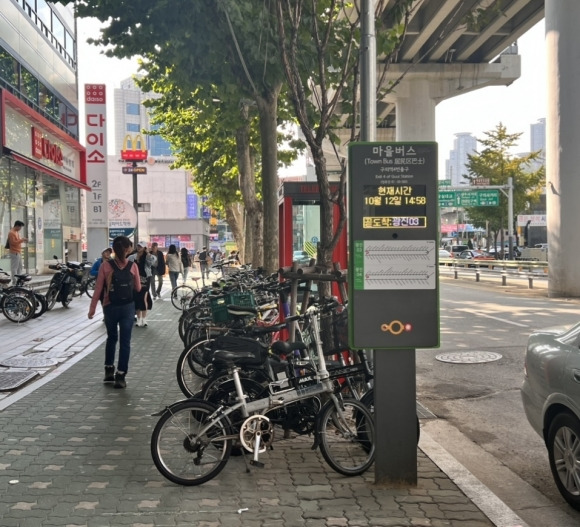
[0,283,523,526]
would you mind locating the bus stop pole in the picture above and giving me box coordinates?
[360,0,418,485]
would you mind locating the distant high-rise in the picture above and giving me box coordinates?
[114,77,172,157]
[530,118,546,168]
[446,133,477,185]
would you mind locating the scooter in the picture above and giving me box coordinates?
[45,256,88,309]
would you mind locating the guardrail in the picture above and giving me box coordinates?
[439,258,548,288]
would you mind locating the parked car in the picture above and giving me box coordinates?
[521,322,580,510]
[292,250,312,265]
[443,244,469,258]
[456,249,495,267]
[438,249,452,265]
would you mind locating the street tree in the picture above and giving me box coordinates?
[70,0,289,272]
[463,123,545,251]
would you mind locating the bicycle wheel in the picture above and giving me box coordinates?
[1,294,34,323]
[85,276,96,298]
[151,399,232,486]
[359,389,420,445]
[176,338,214,397]
[171,285,196,310]
[317,398,375,476]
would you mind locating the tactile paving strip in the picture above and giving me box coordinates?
[435,351,502,364]
[0,356,59,368]
[0,370,39,391]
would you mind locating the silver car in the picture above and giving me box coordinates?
[521,322,580,510]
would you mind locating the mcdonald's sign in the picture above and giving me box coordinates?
[120,134,148,161]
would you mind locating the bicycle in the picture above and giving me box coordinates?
[0,273,35,323]
[171,280,201,310]
[151,305,375,485]
[72,267,96,298]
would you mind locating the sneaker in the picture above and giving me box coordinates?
[103,366,115,383]
[114,372,126,389]
[142,321,148,327]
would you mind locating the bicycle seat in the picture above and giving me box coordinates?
[15,274,32,282]
[213,349,267,368]
[271,340,307,358]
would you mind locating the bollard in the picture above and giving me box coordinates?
[454,266,458,279]
[475,270,480,282]
[501,271,507,286]
[528,273,534,289]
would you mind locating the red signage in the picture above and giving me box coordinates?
[120,134,148,161]
[31,127,63,166]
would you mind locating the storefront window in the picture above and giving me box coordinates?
[0,158,37,273]
[42,175,63,260]
[20,67,38,104]
[0,48,19,89]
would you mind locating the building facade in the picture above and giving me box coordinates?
[0,1,87,273]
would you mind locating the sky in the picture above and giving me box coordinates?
[76,17,546,176]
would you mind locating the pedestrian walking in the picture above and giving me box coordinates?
[90,247,112,277]
[130,241,156,327]
[150,242,166,299]
[6,220,28,284]
[166,244,183,290]
[88,236,141,389]
[197,246,209,284]
[180,247,192,283]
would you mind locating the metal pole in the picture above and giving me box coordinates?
[360,0,376,141]
[133,162,139,245]
[508,177,514,260]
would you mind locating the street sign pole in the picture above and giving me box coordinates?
[508,177,514,259]
[132,162,139,245]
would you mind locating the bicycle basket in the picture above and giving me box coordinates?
[210,292,256,323]
[319,306,349,353]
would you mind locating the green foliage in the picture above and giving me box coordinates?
[463,123,545,236]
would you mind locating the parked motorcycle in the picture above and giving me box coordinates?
[45,256,90,310]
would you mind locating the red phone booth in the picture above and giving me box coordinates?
[278,181,348,271]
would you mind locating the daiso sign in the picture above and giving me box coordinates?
[32,126,64,167]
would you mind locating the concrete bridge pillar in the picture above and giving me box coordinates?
[546,0,580,297]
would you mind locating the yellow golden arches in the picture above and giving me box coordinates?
[120,134,148,161]
[380,320,406,335]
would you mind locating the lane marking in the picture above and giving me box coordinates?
[457,308,529,327]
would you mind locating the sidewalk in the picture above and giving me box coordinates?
[0,284,527,526]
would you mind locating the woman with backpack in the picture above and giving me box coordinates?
[166,244,183,291]
[88,236,141,389]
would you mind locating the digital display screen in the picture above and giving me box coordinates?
[362,184,427,229]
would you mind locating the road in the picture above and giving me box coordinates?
[417,275,580,527]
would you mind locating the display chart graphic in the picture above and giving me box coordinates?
[354,240,436,290]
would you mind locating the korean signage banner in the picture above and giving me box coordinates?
[85,84,109,228]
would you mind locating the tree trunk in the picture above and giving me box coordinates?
[235,116,263,267]
[255,85,282,273]
[312,143,334,299]
[224,202,245,256]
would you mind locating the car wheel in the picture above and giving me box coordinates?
[547,412,580,511]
